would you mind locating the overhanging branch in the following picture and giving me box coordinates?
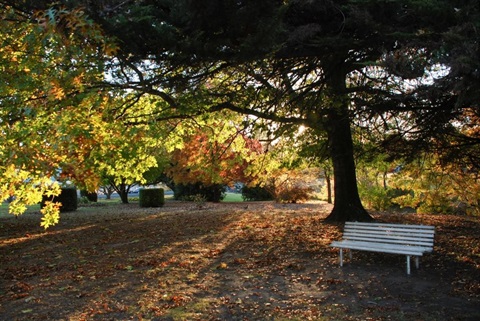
[210,102,306,125]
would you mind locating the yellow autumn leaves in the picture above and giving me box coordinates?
[0,5,118,227]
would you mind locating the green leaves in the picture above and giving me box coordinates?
[0,6,116,224]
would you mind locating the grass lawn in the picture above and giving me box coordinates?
[0,192,243,219]
[0,199,124,218]
[0,203,41,218]
[222,192,244,202]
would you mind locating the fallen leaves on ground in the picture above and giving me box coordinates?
[0,201,479,320]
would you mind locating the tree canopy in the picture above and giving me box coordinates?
[1,1,479,224]
[0,5,117,227]
[91,0,479,221]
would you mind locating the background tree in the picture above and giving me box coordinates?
[91,95,172,203]
[168,111,263,202]
[2,1,479,223]
[98,182,116,200]
[82,0,477,221]
[390,152,480,216]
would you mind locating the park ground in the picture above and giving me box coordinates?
[0,200,479,321]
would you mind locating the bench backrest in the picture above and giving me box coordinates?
[343,221,435,250]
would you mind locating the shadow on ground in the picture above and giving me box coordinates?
[1,201,479,320]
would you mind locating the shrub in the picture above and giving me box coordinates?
[358,185,392,211]
[174,183,225,202]
[41,187,78,212]
[265,168,317,203]
[394,190,456,214]
[275,185,313,203]
[241,185,273,201]
[80,190,98,202]
[139,188,164,207]
[78,196,90,204]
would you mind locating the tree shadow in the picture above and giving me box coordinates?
[0,203,479,320]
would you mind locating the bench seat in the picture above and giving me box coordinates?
[330,221,435,274]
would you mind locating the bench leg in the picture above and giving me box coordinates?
[339,249,343,267]
[349,250,352,260]
[406,255,411,275]
[415,256,419,269]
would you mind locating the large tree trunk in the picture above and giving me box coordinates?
[323,69,373,222]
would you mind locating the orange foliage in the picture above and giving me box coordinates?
[169,127,262,187]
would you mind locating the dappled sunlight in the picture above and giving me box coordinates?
[0,224,97,247]
[1,202,479,320]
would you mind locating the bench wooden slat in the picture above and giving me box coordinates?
[343,229,435,237]
[345,226,435,233]
[330,222,435,275]
[330,240,432,255]
[344,233,434,241]
[345,221,434,229]
[342,234,434,247]
[344,225,434,234]
[344,228,435,236]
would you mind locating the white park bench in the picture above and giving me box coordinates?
[330,221,435,274]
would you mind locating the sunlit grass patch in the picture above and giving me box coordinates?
[0,202,40,218]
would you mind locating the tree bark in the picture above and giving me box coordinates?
[119,189,129,204]
[323,168,332,204]
[322,68,373,222]
[111,180,129,204]
[323,106,373,222]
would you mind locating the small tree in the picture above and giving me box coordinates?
[93,96,171,204]
[0,6,115,227]
[168,112,263,202]
[98,184,116,200]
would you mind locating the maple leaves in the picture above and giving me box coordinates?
[169,112,263,190]
[0,5,119,225]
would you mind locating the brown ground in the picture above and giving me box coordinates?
[0,201,479,321]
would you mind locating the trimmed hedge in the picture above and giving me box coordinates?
[174,183,225,202]
[80,190,98,202]
[41,187,78,212]
[139,188,165,207]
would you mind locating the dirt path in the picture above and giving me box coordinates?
[1,201,479,320]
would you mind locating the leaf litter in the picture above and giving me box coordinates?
[0,201,479,320]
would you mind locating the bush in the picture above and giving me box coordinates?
[41,187,78,212]
[139,188,165,207]
[241,185,273,201]
[174,183,225,202]
[265,168,316,203]
[80,190,98,202]
[275,185,313,203]
[358,185,392,211]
